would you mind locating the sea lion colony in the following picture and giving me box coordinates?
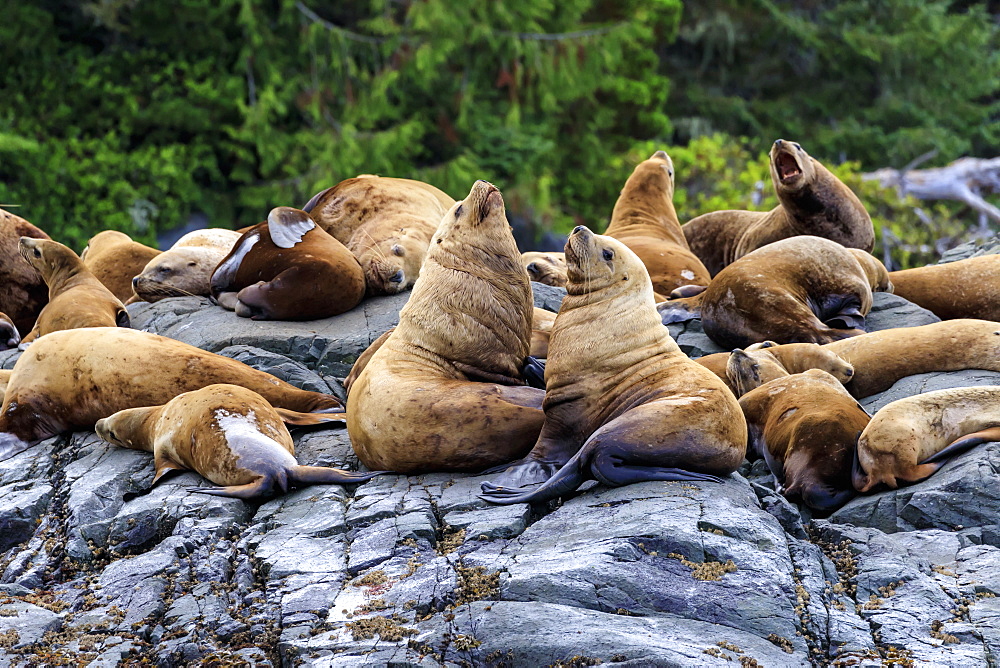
[0,145,997,515]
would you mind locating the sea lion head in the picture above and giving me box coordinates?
[727,347,772,396]
[95,409,147,450]
[356,231,425,295]
[769,139,816,193]
[564,226,650,299]
[133,247,220,302]
[436,180,508,241]
[629,149,676,196]
[18,237,80,282]
[522,252,568,287]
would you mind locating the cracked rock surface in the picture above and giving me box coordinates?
[1,283,999,666]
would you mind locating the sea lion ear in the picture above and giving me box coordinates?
[392,244,405,257]
[268,207,315,249]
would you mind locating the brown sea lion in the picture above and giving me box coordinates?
[853,386,1000,492]
[17,238,129,346]
[605,151,712,294]
[0,327,343,461]
[736,365,869,512]
[683,140,874,276]
[0,370,10,401]
[697,236,883,349]
[211,207,366,321]
[303,175,455,295]
[80,230,161,303]
[850,250,893,293]
[96,384,382,499]
[347,181,545,473]
[481,228,746,502]
[0,208,50,335]
[0,313,20,351]
[131,229,241,303]
[521,252,568,288]
[888,255,1000,321]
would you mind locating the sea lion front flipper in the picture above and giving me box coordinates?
[153,455,188,485]
[920,426,1000,464]
[480,457,563,490]
[274,408,347,427]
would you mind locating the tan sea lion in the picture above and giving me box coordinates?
[131,228,242,303]
[719,341,855,397]
[853,386,1000,492]
[850,250,893,293]
[347,181,545,473]
[211,207,366,320]
[481,228,746,502]
[17,238,129,346]
[698,236,882,349]
[0,313,19,351]
[96,384,382,499]
[888,255,1000,321]
[605,151,712,295]
[736,365,869,512]
[0,370,10,400]
[80,230,161,303]
[0,208,50,335]
[0,327,343,461]
[303,176,455,295]
[683,140,875,276]
[521,252,568,288]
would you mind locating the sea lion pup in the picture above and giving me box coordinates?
[853,386,1000,493]
[605,150,712,295]
[0,327,343,461]
[80,230,161,303]
[699,236,883,349]
[481,228,746,503]
[131,228,242,303]
[695,341,854,397]
[0,207,50,335]
[17,238,129,346]
[302,175,455,296]
[347,181,545,473]
[211,207,366,321]
[0,313,20,351]
[888,254,1000,321]
[96,384,382,500]
[735,365,869,512]
[521,251,568,288]
[683,140,874,276]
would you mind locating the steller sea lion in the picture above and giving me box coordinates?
[0,327,343,462]
[853,386,1000,493]
[521,252,568,288]
[80,230,161,303]
[211,207,366,320]
[480,228,746,503]
[0,208,50,335]
[96,384,383,500]
[17,238,129,346]
[131,228,242,303]
[346,181,545,473]
[888,254,1000,321]
[683,140,874,276]
[605,151,712,295]
[303,175,455,295]
[0,313,19,351]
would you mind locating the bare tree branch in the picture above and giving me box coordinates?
[864,156,1000,223]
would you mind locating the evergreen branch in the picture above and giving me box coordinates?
[496,23,627,41]
[295,2,390,44]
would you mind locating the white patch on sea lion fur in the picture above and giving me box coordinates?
[268,208,315,249]
[214,408,297,468]
[681,269,695,280]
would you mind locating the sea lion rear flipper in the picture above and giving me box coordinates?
[274,408,347,427]
[481,450,589,505]
[920,426,1000,464]
[290,466,388,486]
[188,480,273,500]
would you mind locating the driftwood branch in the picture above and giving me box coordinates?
[863,156,1000,223]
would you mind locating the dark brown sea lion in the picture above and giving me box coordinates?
[521,252,568,288]
[96,384,382,499]
[481,228,746,503]
[888,255,1000,321]
[0,208,50,334]
[346,181,545,473]
[211,207,366,320]
[81,230,161,303]
[683,140,874,276]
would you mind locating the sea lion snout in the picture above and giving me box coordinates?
[390,270,404,285]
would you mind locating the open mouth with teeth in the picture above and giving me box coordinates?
[775,152,802,183]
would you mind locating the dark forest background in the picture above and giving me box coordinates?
[1,0,997,267]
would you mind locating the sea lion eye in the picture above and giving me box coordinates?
[33,248,41,258]
[187,261,196,267]
[794,143,801,150]
[602,249,614,261]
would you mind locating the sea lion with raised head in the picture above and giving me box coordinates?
[888,254,1000,321]
[81,230,161,303]
[0,327,343,461]
[303,175,455,295]
[605,151,711,295]
[131,228,242,303]
[0,208,50,335]
[521,252,568,288]
[853,386,1000,492]
[211,207,366,320]
[683,140,874,276]
[17,238,129,346]
[96,384,382,499]
[481,228,746,503]
[346,181,545,473]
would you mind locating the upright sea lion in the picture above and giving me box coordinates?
[303,176,455,295]
[521,252,568,288]
[0,208,50,335]
[347,181,545,473]
[683,140,874,275]
[853,386,1000,492]
[211,207,366,321]
[0,327,343,461]
[17,238,129,346]
[605,151,712,295]
[481,228,746,503]
[736,365,869,512]
[81,230,161,303]
[131,228,242,303]
[0,313,20,351]
[96,384,382,499]
[888,255,1000,321]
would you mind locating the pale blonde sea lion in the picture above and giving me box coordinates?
[131,228,242,303]
[521,252,568,288]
